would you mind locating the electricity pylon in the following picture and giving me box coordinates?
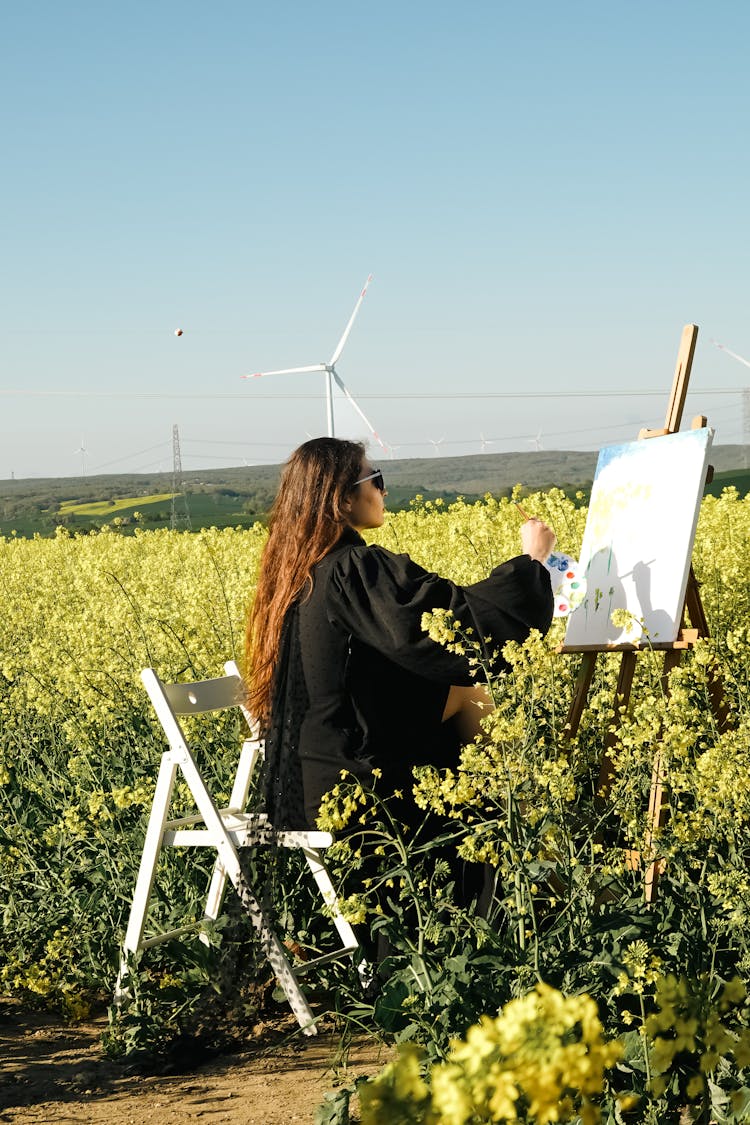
[170,424,192,531]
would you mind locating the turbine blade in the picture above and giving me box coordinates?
[711,339,750,369]
[329,274,373,366]
[241,364,327,379]
[331,368,388,451]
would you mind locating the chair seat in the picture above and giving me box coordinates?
[165,826,335,848]
[163,806,333,850]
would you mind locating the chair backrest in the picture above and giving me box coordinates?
[161,674,243,715]
[141,660,260,753]
[140,660,263,823]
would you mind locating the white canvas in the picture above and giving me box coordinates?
[563,428,713,647]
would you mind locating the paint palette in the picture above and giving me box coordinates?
[543,552,586,618]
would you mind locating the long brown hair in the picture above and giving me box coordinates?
[245,437,366,723]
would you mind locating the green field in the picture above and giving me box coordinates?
[58,493,176,516]
[1,445,748,539]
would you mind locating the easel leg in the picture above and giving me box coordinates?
[598,651,637,800]
[684,565,709,636]
[564,652,598,739]
[684,566,731,730]
[641,650,682,901]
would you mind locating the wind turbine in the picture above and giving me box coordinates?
[242,275,387,451]
[527,429,544,452]
[479,432,494,453]
[429,436,445,457]
[74,436,88,477]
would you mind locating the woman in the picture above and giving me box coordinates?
[245,437,556,831]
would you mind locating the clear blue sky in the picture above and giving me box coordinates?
[2,1,749,480]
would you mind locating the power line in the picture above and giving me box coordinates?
[0,387,748,401]
[89,441,171,472]
[183,438,290,447]
[84,408,743,476]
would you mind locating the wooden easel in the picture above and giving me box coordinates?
[558,324,730,901]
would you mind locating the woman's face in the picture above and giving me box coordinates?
[345,463,387,531]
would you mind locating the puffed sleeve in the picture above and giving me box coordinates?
[327,545,553,683]
[463,554,555,652]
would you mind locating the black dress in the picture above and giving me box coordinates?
[261,527,554,830]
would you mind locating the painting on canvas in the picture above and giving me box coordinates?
[563,427,714,647]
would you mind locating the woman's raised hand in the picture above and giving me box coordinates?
[520,517,556,563]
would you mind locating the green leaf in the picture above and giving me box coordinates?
[373,978,411,1032]
[313,1086,352,1125]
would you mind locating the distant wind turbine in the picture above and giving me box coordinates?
[429,437,445,456]
[74,436,88,476]
[242,275,387,451]
[479,432,494,453]
[711,338,750,369]
[527,429,544,452]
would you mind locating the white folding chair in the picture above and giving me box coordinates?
[114,659,361,1036]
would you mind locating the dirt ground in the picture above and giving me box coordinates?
[0,1000,392,1124]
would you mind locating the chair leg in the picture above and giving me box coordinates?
[228,863,319,1036]
[114,755,178,1002]
[302,846,371,987]
[302,847,359,951]
[199,738,261,941]
[200,859,230,942]
[174,755,320,1034]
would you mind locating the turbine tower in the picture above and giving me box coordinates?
[712,339,750,467]
[170,424,192,531]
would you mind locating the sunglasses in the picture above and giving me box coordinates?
[354,468,385,492]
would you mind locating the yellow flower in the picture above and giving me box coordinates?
[429,1063,474,1125]
[686,1074,704,1099]
[338,894,368,926]
[359,1043,429,1125]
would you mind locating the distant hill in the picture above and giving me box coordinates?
[1,444,748,538]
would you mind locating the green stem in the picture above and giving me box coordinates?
[506,783,526,952]
[639,993,652,1089]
